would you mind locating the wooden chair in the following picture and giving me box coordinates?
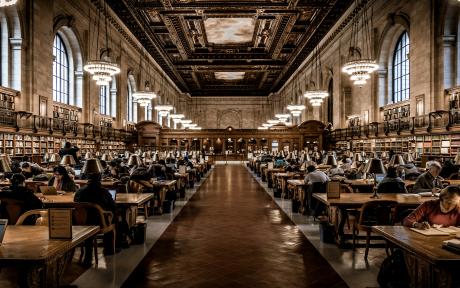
[405,183,414,194]
[0,198,24,224]
[353,200,398,259]
[448,173,460,180]
[15,209,48,225]
[127,180,151,218]
[49,202,115,265]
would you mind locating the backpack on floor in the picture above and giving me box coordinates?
[377,249,410,288]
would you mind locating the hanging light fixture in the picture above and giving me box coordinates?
[84,0,120,86]
[154,105,174,117]
[341,0,379,86]
[267,119,279,125]
[181,119,192,125]
[133,50,157,106]
[287,76,306,117]
[0,0,18,7]
[170,114,185,122]
[304,47,328,106]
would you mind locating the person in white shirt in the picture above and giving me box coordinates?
[328,165,344,177]
[304,165,330,184]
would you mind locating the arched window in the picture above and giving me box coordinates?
[127,82,134,122]
[392,32,410,103]
[53,34,70,104]
[99,85,108,115]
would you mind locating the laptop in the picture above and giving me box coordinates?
[39,186,58,195]
[375,174,385,185]
[74,169,81,178]
[109,189,117,201]
[0,219,7,244]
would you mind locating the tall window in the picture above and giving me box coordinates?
[392,32,410,103]
[327,80,333,123]
[100,85,108,115]
[145,103,152,121]
[127,83,134,122]
[53,34,70,104]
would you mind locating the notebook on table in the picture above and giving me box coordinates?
[410,226,460,236]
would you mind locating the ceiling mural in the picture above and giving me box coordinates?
[107,0,354,96]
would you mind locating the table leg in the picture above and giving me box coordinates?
[336,208,348,247]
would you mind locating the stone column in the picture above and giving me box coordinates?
[376,69,387,122]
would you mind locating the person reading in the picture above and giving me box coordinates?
[403,185,460,229]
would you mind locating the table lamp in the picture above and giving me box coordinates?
[0,158,11,181]
[81,158,103,175]
[60,155,76,166]
[380,151,388,160]
[95,151,101,158]
[364,158,386,199]
[42,152,50,163]
[48,153,61,165]
[403,152,414,163]
[101,153,113,162]
[84,152,92,160]
[389,154,405,166]
[354,153,364,162]
[124,151,131,159]
[128,154,142,166]
[326,155,337,166]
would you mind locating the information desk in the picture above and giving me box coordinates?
[0,225,99,288]
[373,226,460,288]
[313,193,437,246]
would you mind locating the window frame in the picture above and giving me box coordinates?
[392,31,410,103]
[99,85,108,115]
[52,34,70,104]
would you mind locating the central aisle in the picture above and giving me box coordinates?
[124,165,347,288]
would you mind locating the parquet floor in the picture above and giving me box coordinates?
[123,165,348,288]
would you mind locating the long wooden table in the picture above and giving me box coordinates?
[373,226,460,288]
[0,225,99,288]
[313,193,437,246]
[287,179,307,213]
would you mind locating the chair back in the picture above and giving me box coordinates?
[0,198,24,224]
[358,200,398,228]
[128,180,147,194]
[448,173,460,180]
[377,181,406,194]
[341,184,354,194]
[16,209,48,225]
[406,183,414,194]
[48,202,112,230]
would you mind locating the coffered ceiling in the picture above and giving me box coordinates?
[107,0,354,96]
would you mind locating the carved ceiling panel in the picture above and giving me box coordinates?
[107,0,353,96]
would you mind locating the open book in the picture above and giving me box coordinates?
[410,226,460,236]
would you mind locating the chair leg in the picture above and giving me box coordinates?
[352,225,356,250]
[93,238,98,266]
[79,246,84,263]
[364,230,371,260]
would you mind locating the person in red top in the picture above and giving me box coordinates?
[403,185,460,229]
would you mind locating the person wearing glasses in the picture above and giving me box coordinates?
[48,166,77,192]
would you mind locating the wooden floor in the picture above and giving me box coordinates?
[123,165,348,288]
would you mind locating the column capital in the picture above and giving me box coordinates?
[9,37,22,49]
[443,35,456,47]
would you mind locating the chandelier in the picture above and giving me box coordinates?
[133,87,157,107]
[190,126,202,130]
[342,60,379,86]
[84,58,120,86]
[154,105,174,117]
[0,0,17,7]
[170,114,185,122]
[258,126,269,130]
[84,0,120,86]
[304,47,328,106]
[341,0,378,86]
[267,119,279,125]
[286,104,305,117]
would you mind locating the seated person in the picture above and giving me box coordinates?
[304,165,330,184]
[440,159,458,179]
[21,162,44,179]
[340,158,352,171]
[403,163,421,179]
[148,163,167,180]
[403,185,460,229]
[377,166,407,194]
[328,164,344,177]
[74,172,116,265]
[413,161,442,194]
[0,173,43,224]
[48,166,77,192]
